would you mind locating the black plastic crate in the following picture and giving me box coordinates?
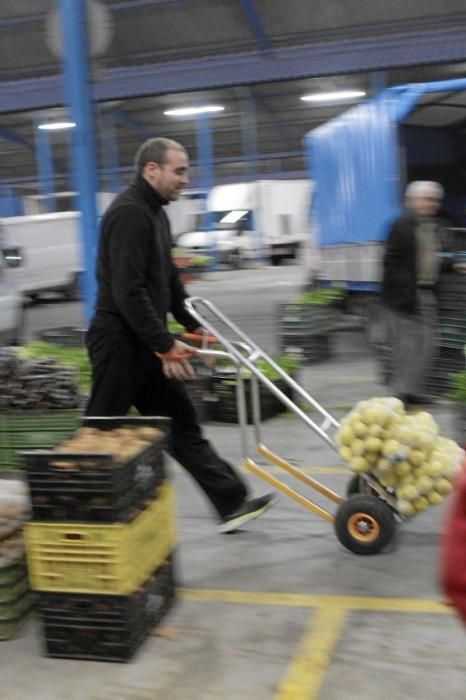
[186,376,211,424]
[20,417,170,523]
[40,556,176,662]
[39,327,86,349]
[209,374,292,424]
[279,333,331,364]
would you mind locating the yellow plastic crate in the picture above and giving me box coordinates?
[24,483,175,595]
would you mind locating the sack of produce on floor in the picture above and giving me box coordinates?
[335,397,465,517]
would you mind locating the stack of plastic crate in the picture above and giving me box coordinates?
[21,416,176,662]
[426,274,466,396]
[0,479,35,640]
[277,302,335,363]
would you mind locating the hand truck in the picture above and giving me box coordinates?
[184,297,402,555]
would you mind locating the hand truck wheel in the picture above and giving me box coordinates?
[335,494,396,555]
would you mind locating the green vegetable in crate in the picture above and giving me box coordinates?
[336,397,464,517]
[16,342,90,392]
[52,425,163,468]
[291,289,344,305]
[0,347,80,410]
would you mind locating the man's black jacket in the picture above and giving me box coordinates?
[381,214,453,315]
[92,175,198,352]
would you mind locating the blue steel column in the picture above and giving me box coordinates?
[0,184,16,217]
[34,119,55,212]
[196,114,218,269]
[101,111,121,194]
[59,0,99,324]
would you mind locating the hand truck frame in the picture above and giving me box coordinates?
[184,296,402,555]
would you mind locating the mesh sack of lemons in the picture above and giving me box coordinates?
[335,397,465,517]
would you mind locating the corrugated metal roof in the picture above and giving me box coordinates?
[1,0,466,190]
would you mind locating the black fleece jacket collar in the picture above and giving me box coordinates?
[134,174,169,212]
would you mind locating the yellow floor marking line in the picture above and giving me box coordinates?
[273,607,347,700]
[179,588,450,614]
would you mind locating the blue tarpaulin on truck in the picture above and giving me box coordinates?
[306,78,466,248]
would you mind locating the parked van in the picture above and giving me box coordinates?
[0,212,81,301]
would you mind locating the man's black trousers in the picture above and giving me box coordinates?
[85,325,248,518]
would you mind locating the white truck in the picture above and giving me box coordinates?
[176,180,312,267]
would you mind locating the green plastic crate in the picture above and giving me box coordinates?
[0,410,81,471]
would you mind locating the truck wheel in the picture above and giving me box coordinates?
[335,494,396,555]
[63,273,80,301]
[9,304,25,346]
[228,250,243,270]
[271,255,283,266]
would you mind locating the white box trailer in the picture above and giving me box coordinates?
[176,179,312,266]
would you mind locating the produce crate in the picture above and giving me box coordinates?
[209,372,292,424]
[454,405,466,447]
[0,594,36,640]
[39,327,86,349]
[0,573,29,603]
[276,302,337,335]
[0,560,27,587]
[39,556,175,662]
[426,273,466,397]
[186,359,212,424]
[24,483,175,595]
[279,333,331,364]
[21,417,170,523]
[0,410,81,471]
[425,346,465,396]
[0,571,35,641]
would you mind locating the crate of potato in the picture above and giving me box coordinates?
[20,417,170,523]
[24,482,175,595]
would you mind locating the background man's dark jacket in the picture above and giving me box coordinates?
[381,214,453,315]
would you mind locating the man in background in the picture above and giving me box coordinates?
[381,180,466,405]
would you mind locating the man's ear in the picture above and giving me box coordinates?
[143,161,159,179]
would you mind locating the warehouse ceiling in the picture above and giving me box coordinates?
[1,0,466,193]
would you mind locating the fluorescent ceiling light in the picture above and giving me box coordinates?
[164,105,225,117]
[301,90,366,103]
[220,210,248,224]
[38,121,76,130]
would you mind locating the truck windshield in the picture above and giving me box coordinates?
[212,210,252,229]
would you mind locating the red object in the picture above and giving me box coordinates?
[440,461,466,625]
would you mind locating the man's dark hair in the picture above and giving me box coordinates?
[134,137,187,174]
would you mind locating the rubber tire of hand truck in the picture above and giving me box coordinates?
[335,494,396,555]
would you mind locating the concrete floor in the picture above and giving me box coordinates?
[2,331,465,700]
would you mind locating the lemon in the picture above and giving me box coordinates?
[414,496,429,512]
[350,456,369,473]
